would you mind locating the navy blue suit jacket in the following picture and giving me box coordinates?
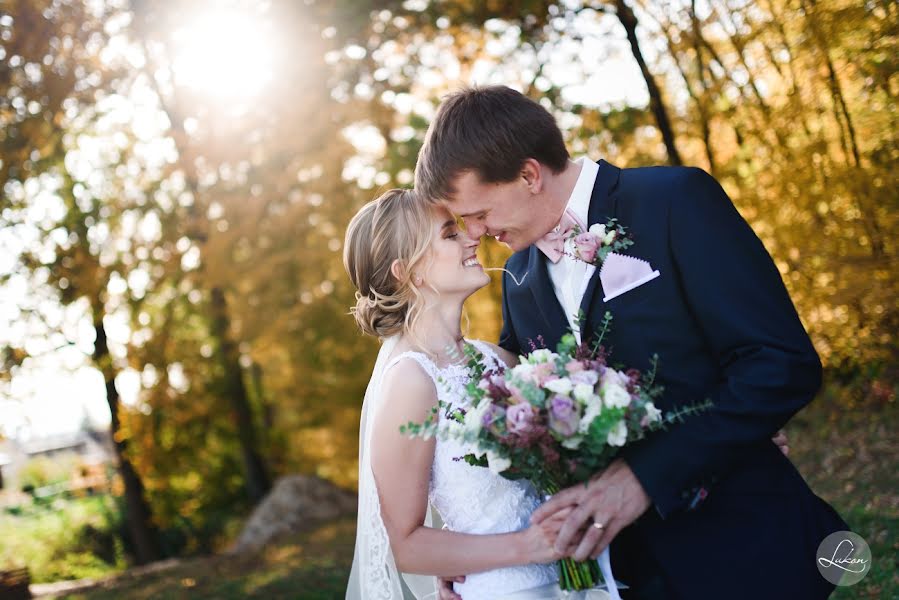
[499,161,846,599]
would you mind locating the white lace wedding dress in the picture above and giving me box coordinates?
[346,337,609,600]
[391,340,559,599]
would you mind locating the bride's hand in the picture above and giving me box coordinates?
[772,429,789,455]
[520,506,575,564]
[435,575,465,600]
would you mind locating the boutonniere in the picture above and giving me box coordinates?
[565,219,634,266]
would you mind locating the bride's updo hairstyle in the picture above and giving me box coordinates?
[344,188,434,339]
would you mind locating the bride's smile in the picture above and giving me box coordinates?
[418,207,490,300]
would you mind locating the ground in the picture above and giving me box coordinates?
[28,392,899,599]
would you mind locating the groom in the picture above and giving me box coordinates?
[415,86,847,599]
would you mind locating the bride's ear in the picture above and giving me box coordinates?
[390,259,405,282]
[391,259,422,287]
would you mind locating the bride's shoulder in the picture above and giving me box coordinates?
[382,354,438,400]
[468,340,518,369]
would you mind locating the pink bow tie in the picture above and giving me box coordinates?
[536,209,585,263]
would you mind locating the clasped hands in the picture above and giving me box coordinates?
[437,432,791,599]
[529,429,791,562]
[435,459,648,600]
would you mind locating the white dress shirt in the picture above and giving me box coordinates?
[546,157,600,341]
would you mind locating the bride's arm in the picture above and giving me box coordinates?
[481,342,519,369]
[371,359,564,577]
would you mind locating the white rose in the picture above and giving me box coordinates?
[511,363,535,382]
[578,397,603,434]
[601,368,628,388]
[607,420,628,446]
[589,224,606,238]
[486,449,512,474]
[645,401,662,423]
[464,398,491,433]
[545,377,573,396]
[602,382,632,409]
[528,349,555,364]
[572,383,595,403]
[603,230,616,245]
[562,436,584,450]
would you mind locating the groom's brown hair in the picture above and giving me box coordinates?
[415,86,569,202]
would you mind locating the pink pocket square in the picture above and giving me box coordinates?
[600,252,660,302]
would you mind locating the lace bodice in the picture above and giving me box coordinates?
[385,340,558,600]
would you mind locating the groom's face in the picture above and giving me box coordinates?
[449,170,543,252]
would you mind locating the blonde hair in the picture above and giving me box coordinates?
[343,189,434,340]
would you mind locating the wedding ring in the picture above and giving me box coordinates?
[592,520,605,530]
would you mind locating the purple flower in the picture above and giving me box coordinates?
[573,232,600,263]
[570,369,599,387]
[548,394,581,437]
[506,402,540,435]
[481,404,506,435]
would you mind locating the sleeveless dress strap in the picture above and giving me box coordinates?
[384,350,441,388]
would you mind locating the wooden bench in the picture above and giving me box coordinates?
[0,567,32,599]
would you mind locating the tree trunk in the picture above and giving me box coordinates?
[801,0,862,167]
[801,0,885,257]
[689,1,717,175]
[209,286,271,503]
[613,0,682,166]
[91,304,162,564]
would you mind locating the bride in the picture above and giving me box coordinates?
[342,188,609,600]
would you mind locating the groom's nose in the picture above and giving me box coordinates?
[464,221,488,239]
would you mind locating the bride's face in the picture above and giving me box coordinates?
[420,207,490,298]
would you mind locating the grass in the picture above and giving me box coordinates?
[786,389,898,599]
[1,495,127,583]
[52,518,356,600]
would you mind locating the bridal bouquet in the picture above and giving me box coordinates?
[402,314,710,593]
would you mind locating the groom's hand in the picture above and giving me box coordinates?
[530,459,651,562]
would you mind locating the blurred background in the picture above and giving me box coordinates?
[0,0,895,598]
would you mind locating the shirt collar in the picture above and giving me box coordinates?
[564,157,600,227]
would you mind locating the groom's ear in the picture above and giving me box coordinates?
[520,158,543,194]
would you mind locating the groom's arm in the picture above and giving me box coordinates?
[498,266,522,356]
[621,167,822,518]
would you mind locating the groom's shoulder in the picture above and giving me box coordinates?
[504,248,530,272]
[618,164,714,193]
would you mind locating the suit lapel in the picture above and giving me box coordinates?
[525,244,570,343]
[578,160,622,325]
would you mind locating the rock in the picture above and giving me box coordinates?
[228,475,356,554]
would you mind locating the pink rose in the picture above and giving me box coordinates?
[573,232,600,263]
[532,362,557,386]
[565,359,584,374]
[506,402,540,435]
[507,382,527,405]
